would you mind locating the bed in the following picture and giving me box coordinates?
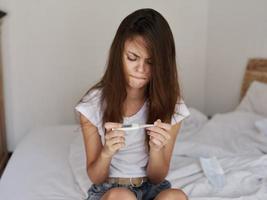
[0,59,267,200]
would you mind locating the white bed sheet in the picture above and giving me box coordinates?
[0,125,84,200]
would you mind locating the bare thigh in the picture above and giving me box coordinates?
[154,188,188,200]
[101,187,137,200]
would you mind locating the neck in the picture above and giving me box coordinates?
[123,87,146,117]
[125,87,146,102]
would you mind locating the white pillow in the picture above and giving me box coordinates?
[68,131,91,198]
[237,81,267,117]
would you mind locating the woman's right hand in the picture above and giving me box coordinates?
[102,122,125,158]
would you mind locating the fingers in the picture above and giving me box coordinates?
[105,135,125,154]
[105,131,124,140]
[147,126,171,140]
[112,143,126,151]
[103,122,126,156]
[146,121,171,141]
[148,131,167,145]
[154,119,172,131]
[105,130,125,149]
[146,119,172,149]
[105,134,125,146]
[150,136,163,146]
[104,122,122,132]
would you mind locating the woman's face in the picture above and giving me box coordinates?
[123,36,152,90]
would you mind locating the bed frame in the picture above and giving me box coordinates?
[0,11,8,177]
[241,58,267,100]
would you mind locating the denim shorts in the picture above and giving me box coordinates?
[86,179,171,200]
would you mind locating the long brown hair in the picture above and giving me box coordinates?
[78,8,181,127]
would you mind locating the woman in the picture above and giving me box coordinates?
[75,8,190,200]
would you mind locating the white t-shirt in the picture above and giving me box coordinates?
[75,89,190,178]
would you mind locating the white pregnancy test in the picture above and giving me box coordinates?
[112,123,154,131]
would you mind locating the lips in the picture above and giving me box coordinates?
[131,75,147,80]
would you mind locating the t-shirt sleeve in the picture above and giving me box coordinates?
[171,99,190,125]
[74,90,101,127]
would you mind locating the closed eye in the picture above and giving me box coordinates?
[127,56,137,61]
[126,52,152,65]
[127,57,153,66]
[146,60,152,65]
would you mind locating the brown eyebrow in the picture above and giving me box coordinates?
[127,51,151,60]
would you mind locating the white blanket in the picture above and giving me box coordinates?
[168,110,267,199]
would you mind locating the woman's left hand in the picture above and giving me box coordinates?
[146,119,172,151]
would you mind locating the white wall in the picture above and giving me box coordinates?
[0,0,208,151]
[205,0,267,116]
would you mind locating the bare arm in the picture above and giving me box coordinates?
[79,114,125,184]
[146,120,181,184]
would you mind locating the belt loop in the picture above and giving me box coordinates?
[130,177,143,187]
[109,178,115,184]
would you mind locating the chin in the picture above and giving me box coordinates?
[128,78,149,90]
[129,82,148,90]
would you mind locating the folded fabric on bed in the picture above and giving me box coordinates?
[255,118,267,136]
[168,154,267,199]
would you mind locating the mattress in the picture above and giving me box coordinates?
[0,125,84,200]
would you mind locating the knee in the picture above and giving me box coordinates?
[101,188,137,200]
[155,188,188,200]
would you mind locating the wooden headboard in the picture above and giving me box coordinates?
[241,58,267,100]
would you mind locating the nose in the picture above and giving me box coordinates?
[136,60,146,73]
